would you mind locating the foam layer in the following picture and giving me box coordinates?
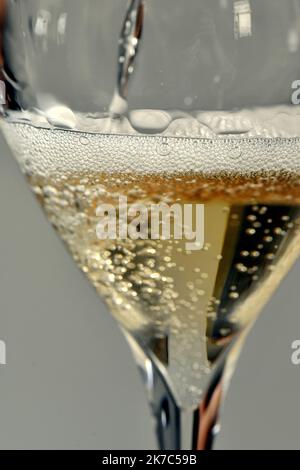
[2,118,300,179]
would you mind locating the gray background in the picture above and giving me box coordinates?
[0,135,300,450]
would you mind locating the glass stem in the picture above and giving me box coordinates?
[148,360,199,450]
[124,323,252,450]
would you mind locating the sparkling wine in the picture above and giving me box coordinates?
[2,117,300,409]
[2,0,300,451]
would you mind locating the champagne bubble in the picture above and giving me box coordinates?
[156,140,171,156]
[236,263,247,273]
[79,135,90,146]
[229,292,240,299]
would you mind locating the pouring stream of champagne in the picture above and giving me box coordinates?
[109,0,144,117]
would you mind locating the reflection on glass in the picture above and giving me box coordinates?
[234,1,252,39]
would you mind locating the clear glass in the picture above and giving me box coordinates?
[1,0,300,449]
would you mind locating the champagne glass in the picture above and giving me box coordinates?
[1,0,300,450]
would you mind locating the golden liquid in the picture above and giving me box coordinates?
[28,171,300,407]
